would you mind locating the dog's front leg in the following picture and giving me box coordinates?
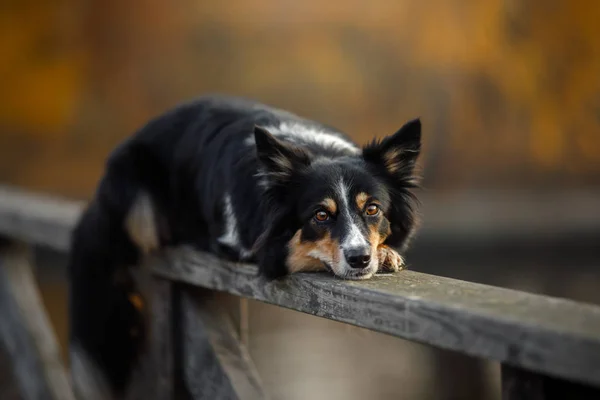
[377,244,405,273]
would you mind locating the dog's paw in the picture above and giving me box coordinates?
[377,245,404,273]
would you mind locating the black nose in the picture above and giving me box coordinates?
[344,247,371,269]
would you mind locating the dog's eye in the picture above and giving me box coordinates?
[314,210,330,222]
[365,204,379,216]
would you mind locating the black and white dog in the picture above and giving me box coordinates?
[67,94,422,398]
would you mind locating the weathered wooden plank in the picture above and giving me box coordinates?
[0,187,83,252]
[152,247,600,389]
[181,288,267,400]
[0,241,75,400]
[501,364,600,400]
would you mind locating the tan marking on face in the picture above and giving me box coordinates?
[355,192,369,210]
[286,230,340,273]
[381,219,392,241]
[367,225,381,253]
[320,198,337,214]
[367,220,391,263]
[369,220,390,246]
[371,217,404,273]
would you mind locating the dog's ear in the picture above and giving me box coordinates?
[254,125,311,186]
[362,118,421,186]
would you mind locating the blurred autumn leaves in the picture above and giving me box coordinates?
[1,0,599,198]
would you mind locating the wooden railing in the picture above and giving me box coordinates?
[0,185,599,399]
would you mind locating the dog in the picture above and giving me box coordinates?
[67,94,422,398]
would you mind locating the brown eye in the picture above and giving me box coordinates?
[365,204,379,216]
[314,210,330,222]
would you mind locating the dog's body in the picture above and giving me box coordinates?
[67,95,422,398]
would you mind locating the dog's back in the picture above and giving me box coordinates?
[68,95,363,397]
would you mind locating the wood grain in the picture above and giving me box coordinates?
[0,242,75,400]
[151,247,600,388]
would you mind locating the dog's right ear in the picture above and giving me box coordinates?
[362,118,422,187]
[254,126,311,186]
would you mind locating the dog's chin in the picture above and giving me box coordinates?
[329,261,378,281]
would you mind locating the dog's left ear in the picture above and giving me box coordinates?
[362,118,421,185]
[254,125,311,186]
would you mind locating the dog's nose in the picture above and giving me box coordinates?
[344,247,371,269]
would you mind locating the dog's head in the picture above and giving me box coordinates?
[253,119,421,280]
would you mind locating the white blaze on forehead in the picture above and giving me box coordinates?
[246,122,360,154]
[336,180,369,249]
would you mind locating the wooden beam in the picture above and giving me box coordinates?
[152,246,600,389]
[0,241,75,400]
[180,287,267,400]
[0,186,83,252]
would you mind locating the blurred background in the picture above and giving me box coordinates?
[1,1,599,399]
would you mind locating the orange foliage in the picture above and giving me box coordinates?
[1,0,599,197]
[0,0,87,138]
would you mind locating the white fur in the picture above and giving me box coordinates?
[308,249,333,265]
[336,181,369,250]
[217,194,252,259]
[334,180,378,279]
[246,122,360,154]
[249,122,360,190]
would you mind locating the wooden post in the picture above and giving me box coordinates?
[179,287,267,400]
[0,240,75,400]
[152,278,175,399]
[125,252,179,400]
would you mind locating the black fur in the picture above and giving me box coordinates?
[67,94,422,396]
